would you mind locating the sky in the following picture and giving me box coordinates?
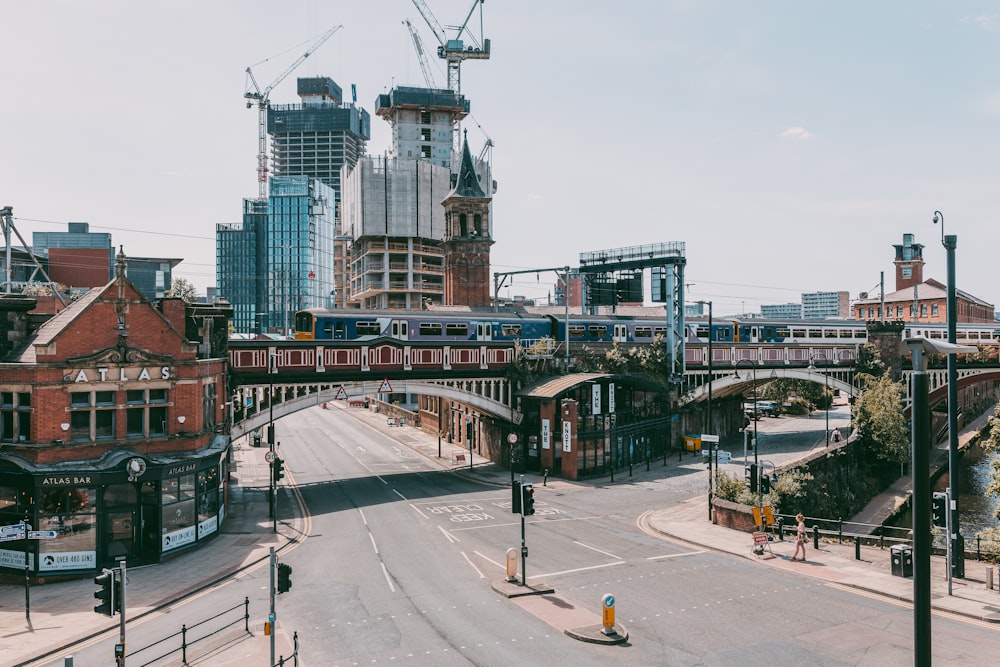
[2,1,1000,317]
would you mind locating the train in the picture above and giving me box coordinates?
[292,308,1000,348]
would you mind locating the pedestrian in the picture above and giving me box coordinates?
[792,512,807,561]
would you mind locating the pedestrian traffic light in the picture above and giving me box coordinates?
[273,457,284,483]
[511,480,522,513]
[94,569,115,616]
[277,562,293,593]
[932,492,948,528]
[760,474,771,494]
[747,464,758,493]
[522,483,535,516]
[745,430,754,452]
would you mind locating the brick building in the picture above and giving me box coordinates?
[0,252,232,577]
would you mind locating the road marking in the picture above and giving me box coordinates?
[358,508,368,526]
[461,551,486,579]
[474,550,505,571]
[409,503,429,519]
[573,540,620,559]
[438,525,459,543]
[369,533,379,555]
[380,562,396,592]
[392,488,407,500]
[529,561,626,580]
[646,551,705,560]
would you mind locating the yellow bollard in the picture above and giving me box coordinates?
[601,594,615,635]
[506,548,518,582]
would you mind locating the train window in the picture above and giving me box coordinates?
[419,323,444,336]
[568,325,586,338]
[807,329,822,338]
[824,329,837,338]
[694,326,709,338]
[501,324,522,336]
[357,322,381,336]
[322,321,333,337]
[776,327,790,338]
[589,326,607,338]
[635,326,653,338]
[445,323,468,337]
[838,329,852,338]
[856,330,867,338]
[791,329,806,338]
[294,312,313,333]
[653,326,667,337]
[929,330,944,339]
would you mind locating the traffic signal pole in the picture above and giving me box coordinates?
[269,547,276,667]
[117,562,126,666]
[519,475,527,586]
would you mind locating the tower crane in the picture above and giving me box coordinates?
[244,25,342,200]
[403,19,439,89]
[410,0,490,152]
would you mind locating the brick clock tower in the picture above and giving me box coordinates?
[443,136,493,307]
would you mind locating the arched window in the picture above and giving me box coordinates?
[459,214,468,236]
[473,214,482,235]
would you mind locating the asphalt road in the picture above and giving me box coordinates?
[43,402,1000,666]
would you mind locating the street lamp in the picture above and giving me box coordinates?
[808,353,831,447]
[733,358,759,524]
[933,209,964,578]
[694,300,714,520]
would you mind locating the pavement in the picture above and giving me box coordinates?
[4,400,1000,666]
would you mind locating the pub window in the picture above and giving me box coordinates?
[0,391,31,443]
[69,390,116,442]
[203,381,217,430]
[920,304,928,317]
[897,305,903,318]
[931,303,939,316]
[124,388,170,438]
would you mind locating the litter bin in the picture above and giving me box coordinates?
[890,544,913,578]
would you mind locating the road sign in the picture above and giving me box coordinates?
[265,451,276,463]
[378,378,393,393]
[335,385,348,400]
[507,433,518,445]
[27,531,58,539]
[0,533,24,542]
[701,434,719,443]
[1,524,26,536]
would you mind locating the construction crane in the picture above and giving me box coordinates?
[403,19,438,89]
[244,25,342,200]
[411,0,490,153]
[411,0,489,95]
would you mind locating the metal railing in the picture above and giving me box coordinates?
[130,596,251,667]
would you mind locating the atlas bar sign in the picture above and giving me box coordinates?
[68,366,172,384]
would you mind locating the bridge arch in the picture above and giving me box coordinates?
[679,368,856,407]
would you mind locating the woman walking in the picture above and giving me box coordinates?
[792,512,807,561]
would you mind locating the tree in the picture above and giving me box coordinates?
[978,403,1000,520]
[853,342,887,381]
[165,277,198,302]
[852,374,909,464]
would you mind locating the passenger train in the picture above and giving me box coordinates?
[293,308,1000,347]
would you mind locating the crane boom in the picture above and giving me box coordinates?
[411,0,446,47]
[404,19,437,88]
[244,25,343,200]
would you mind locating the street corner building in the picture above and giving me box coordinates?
[0,253,233,579]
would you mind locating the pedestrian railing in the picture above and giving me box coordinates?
[130,596,251,667]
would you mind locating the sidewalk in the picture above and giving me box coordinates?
[0,441,303,667]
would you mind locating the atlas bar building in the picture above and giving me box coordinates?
[0,251,232,577]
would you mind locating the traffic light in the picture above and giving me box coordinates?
[273,457,284,483]
[747,464,758,494]
[511,480,522,514]
[760,474,771,494]
[277,562,293,593]
[522,483,535,516]
[932,492,948,527]
[745,430,754,452]
[94,569,115,616]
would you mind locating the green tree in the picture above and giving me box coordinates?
[853,374,909,464]
[854,342,887,381]
[165,277,198,302]
[978,404,1000,521]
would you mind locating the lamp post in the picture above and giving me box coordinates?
[933,210,964,578]
[734,358,759,522]
[695,301,714,520]
[808,353,831,447]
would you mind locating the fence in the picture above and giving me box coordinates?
[129,596,251,666]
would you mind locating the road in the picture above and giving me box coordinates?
[45,400,1000,666]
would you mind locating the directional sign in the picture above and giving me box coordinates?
[1,524,26,536]
[378,378,393,393]
[0,533,23,542]
[28,531,58,540]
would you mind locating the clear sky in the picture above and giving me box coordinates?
[2,1,999,317]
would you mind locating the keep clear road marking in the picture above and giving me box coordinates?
[529,561,627,580]
[438,525,459,544]
[646,551,705,560]
[409,503,429,520]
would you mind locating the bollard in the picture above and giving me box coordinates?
[838,518,843,544]
[543,469,549,486]
[601,594,616,636]
[987,565,994,591]
[776,518,785,541]
[855,535,861,561]
[812,524,820,551]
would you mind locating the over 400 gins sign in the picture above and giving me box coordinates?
[67,366,173,383]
